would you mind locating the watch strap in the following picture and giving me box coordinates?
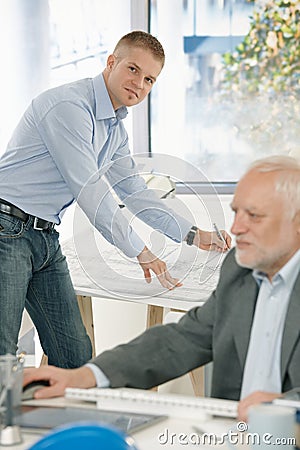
[186,226,198,246]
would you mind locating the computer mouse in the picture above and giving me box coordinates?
[22,380,50,401]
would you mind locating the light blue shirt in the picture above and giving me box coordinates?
[0,74,191,257]
[240,249,300,399]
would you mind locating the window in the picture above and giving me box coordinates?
[1,1,298,186]
[0,0,131,156]
[49,0,130,85]
[149,0,300,184]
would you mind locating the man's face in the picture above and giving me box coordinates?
[104,47,162,110]
[230,169,300,277]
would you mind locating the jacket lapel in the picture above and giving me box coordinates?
[281,274,300,380]
[233,273,259,370]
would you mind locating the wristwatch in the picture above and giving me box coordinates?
[186,226,198,246]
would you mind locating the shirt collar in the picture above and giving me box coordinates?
[252,248,300,287]
[92,73,128,121]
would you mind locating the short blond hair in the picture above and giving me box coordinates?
[113,30,165,68]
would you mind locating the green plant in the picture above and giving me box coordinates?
[211,0,300,157]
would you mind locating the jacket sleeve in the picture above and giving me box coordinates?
[90,293,216,389]
[89,249,253,394]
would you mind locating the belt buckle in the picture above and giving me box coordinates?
[33,217,45,231]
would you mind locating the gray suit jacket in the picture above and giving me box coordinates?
[92,249,300,400]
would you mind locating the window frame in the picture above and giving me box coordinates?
[130,0,236,194]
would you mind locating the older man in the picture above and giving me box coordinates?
[24,155,300,420]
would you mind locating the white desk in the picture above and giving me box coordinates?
[59,193,227,333]
[63,226,222,321]
[12,397,236,450]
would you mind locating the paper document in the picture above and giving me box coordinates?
[63,231,224,302]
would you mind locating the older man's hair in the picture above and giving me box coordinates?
[113,30,165,67]
[248,155,300,218]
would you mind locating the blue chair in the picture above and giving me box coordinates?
[28,422,139,450]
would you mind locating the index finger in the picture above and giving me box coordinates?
[164,270,183,288]
[155,267,183,290]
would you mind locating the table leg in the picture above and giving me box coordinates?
[76,295,96,357]
[40,354,48,366]
[189,366,205,397]
[169,308,205,397]
[146,305,163,391]
[146,305,164,328]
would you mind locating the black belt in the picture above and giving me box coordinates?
[0,199,55,231]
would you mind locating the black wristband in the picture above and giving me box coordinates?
[186,226,198,246]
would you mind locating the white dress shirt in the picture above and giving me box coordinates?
[240,249,300,399]
[0,74,191,257]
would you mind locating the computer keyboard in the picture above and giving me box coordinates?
[65,387,238,420]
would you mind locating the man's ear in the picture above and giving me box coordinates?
[106,54,116,71]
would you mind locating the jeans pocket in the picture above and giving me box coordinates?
[0,213,25,238]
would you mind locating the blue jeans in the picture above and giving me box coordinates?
[0,211,92,368]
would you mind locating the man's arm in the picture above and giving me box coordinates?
[23,293,216,398]
[22,252,240,398]
[105,146,232,253]
[37,102,146,258]
[38,101,185,289]
[90,296,216,389]
[105,149,231,286]
[190,227,231,252]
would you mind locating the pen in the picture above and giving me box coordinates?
[160,188,175,199]
[213,223,228,250]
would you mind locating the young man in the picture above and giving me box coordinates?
[0,31,229,367]
[24,155,300,421]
